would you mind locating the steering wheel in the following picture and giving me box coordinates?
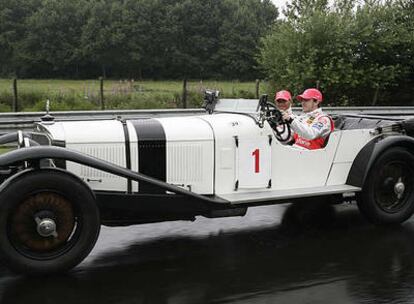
[258,95,292,142]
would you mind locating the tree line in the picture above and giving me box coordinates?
[259,0,414,105]
[0,0,278,80]
[1,0,413,106]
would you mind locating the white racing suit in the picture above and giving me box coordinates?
[290,108,334,150]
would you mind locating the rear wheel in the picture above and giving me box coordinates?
[357,147,414,225]
[0,169,100,274]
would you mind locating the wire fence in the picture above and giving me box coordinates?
[1,78,263,112]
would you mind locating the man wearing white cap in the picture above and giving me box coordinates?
[282,88,334,150]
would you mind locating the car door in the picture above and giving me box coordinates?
[236,135,272,189]
[271,131,342,190]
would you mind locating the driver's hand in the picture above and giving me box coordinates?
[282,111,294,124]
[282,111,292,122]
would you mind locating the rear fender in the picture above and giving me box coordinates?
[347,135,414,188]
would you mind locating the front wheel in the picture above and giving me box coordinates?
[357,147,414,225]
[0,169,100,274]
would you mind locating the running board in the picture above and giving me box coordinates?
[219,185,361,205]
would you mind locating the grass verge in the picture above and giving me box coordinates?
[0,79,268,112]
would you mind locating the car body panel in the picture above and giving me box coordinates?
[44,120,128,191]
[156,116,214,194]
[199,113,275,194]
[37,106,388,204]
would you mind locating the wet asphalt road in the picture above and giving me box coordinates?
[1,202,414,304]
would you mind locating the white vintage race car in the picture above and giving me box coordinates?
[0,93,413,275]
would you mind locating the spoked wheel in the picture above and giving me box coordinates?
[373,161,412,214]
[0,169,100,274]
[358,147,414,225]
[9,192,78,259]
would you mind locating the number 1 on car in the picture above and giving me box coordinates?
[252,149,260,173]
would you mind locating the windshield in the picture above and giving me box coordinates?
[214,98,260,114]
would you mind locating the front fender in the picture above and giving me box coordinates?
[0,167,96,200]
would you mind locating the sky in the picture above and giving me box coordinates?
[270,0,290,16]
[271,0,289,10]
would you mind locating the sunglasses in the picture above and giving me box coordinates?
[276,99,289,103]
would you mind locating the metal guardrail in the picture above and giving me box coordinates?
[319,106,414,116]
[0,109,205,132]
[0,106,413,132]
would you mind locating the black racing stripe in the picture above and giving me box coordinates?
[131,119,166,194]
[121,120,132,193]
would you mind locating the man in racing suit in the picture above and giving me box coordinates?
[274,90,295,145]
[282,88,333,150]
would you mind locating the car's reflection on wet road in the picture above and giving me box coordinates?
[1,201,414,304]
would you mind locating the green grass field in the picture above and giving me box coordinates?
[0,79,268,112]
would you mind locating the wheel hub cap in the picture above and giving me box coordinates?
[35,217,58,238]
[9,192,75,254]
[394,178,405,199]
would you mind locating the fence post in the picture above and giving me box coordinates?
[99,77,105,110]
[372,86,379,106]
[255,79,260,99]
[182,78,187,108]
[12,78,18,112]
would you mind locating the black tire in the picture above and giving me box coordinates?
[0,169,100,274]
[357,147,414,225]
